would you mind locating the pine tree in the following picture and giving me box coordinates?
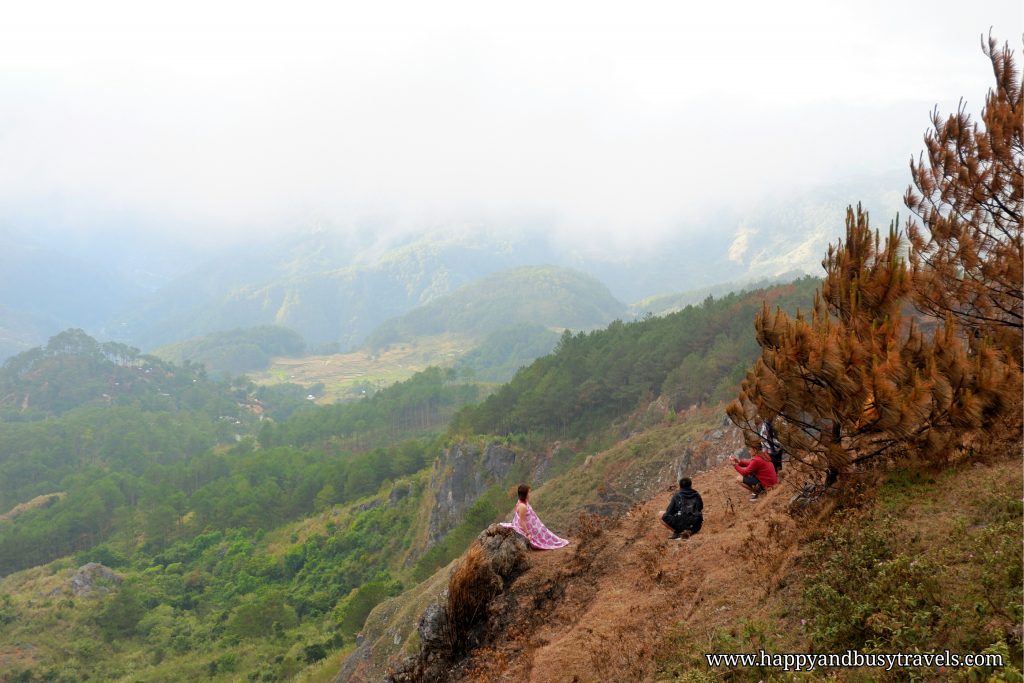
[905,35,1023,358]
[728,206,1015,478]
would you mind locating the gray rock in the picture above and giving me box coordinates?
[70,563,122,597]
[417,597,450,653]
[481,444,516,482]
[357,498,382,512]
[389,484,411,505]
[475,524,529,580]
[426,442,519,547]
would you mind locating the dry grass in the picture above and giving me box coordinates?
[0,492,65,522]
[445,544,500,650]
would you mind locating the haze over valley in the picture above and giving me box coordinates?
[0,2,1021,682]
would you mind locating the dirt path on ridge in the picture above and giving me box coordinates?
[449,460,808,683]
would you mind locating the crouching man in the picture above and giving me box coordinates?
[660,477,703,540]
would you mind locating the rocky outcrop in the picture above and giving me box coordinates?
[426,443,516,546]
[386,525,529,683]
[662,422,744,486]
[337,443,521,682]
[65,563,123,597]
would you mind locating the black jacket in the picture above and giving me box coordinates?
[666,488,703,518]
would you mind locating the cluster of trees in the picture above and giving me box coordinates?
[258,366,479,450]
[0,333,472,577]
[28,487,419,681]
[0,329,230,419]
[0,417,441,577]
[0,356,456,679]
[154,325,306,377]
[728,37,1022,479]
[449,278,818,438]
[454,323,561,382]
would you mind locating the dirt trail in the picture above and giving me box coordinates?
[450,461,807,682]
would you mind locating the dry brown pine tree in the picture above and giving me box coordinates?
[905,34,1023,359]
[728,206,1016,480]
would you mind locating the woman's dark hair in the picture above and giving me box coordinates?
[517,484,530,502]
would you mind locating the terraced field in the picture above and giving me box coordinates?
[248,334,474,402]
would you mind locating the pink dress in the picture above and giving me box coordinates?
[500,502,569,550]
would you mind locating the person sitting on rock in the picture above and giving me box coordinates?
[730,446,778,501]
[499,484,569,550]
[660,477,704,540]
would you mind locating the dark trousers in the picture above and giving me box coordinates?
[662,512,702,534]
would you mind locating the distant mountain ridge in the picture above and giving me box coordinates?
[106,170,902,351]
[0,226,146,359]
[0,170,906,357]
[365,266,626,350]
[113,230,542,351]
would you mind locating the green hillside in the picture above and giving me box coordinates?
[629,270,805,318]
[0,329,231,420]
[454,324,562,382]
[248,334,472,404]
[0,278,816,682]
[450,276,820,438]
[366,266,626,350]
[154,326,307,377]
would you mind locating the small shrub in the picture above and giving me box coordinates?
[302,643,327,664]
[802,515,943,651]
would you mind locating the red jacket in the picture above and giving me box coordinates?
[734,452,778,488]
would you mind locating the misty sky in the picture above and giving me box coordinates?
[1,0,1021,252]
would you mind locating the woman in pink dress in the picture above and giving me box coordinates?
[500,484,569,550]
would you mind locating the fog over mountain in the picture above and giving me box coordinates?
[0,1,1019,356]
[0,165,959,358]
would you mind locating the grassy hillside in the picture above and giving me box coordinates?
[0,360,487,681]
[365,266,626,350]
[12,273,998,683]
[250,326,561,397]
[450,276,819,438]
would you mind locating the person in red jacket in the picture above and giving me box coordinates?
[730,447,778,501]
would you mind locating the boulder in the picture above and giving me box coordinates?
[70,563,123,597]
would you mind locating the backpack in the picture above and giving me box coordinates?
[761,420,784,471]
[676,494,702,528]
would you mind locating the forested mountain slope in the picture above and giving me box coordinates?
[451,277,819,437]
[365,266,626,350]
[0,278,819,682]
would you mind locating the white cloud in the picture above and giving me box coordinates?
[0,0,1020,250]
